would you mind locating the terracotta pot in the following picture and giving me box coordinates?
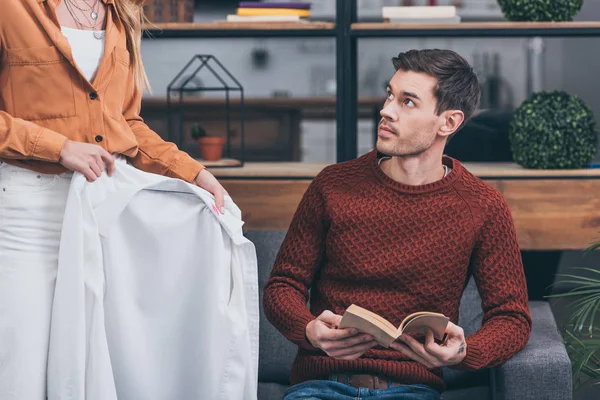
[197,136,226,161]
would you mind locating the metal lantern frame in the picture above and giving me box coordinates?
[167,54,245,167]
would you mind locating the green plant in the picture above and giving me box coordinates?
[497,0,583,22]
[548,243,600,389]
[509,91,597,169]
[191,123,208,140]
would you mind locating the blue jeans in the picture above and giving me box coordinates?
[283,378,441,400]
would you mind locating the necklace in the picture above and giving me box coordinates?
[64,0,105,39]
[71,0,100,21]
[443,164,450,178]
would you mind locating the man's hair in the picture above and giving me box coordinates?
[392,49,481,132]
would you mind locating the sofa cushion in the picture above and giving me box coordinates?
[442,386,491,400]
[458,277,484,336]
[258,382,289,400]
[246,231,297,385]
[443,277,489,389]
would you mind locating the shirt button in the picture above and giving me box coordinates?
[89,92,98,100]
[95,135,103,143]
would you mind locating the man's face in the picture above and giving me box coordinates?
[376,70,445,157]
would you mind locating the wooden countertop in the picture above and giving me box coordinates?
[210,161,600,179]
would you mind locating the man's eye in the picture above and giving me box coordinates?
[404,99,415,107]
[386,92,394,100]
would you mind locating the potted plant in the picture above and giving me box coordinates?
[497,0,583,22]
[509,91,597,169]
[548,242,600,389]
[191,123,226,162]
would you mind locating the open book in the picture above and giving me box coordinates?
[339,304,450,348]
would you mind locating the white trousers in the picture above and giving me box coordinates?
[0,162,71,399]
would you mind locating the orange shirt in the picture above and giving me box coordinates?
[0,0,204,182]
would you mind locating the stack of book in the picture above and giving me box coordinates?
[382,6,461,24]
[144,0,194,23]
[227,2,311,23]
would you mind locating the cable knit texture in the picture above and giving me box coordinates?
[263,150,532,393]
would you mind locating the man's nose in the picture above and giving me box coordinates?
[380,102,398,121]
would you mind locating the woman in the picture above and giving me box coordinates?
[0,0,227,398]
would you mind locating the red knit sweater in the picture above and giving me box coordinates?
[263,150,532,392]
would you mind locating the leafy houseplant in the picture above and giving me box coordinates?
[497,0,583,22]
[509,91,597,169]
[191,123,226,162]
[548,243,600,389]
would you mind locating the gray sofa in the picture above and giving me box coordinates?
[247,230,573,400]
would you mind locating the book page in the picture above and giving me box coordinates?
[399,313,449,342]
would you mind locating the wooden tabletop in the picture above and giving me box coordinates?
[210,161,600,179]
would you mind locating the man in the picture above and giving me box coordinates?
[263,49,532,400]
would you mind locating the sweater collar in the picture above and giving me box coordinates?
[369,150,463,195]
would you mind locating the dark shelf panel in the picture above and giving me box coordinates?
[352,21,600,38]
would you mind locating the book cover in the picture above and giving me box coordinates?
[226,14,301,22]
[239,2,311,9]
[237,8,310,17]
[382,6,457,19]
[384,16,462,24]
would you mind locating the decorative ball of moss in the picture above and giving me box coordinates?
[509,91,597,169]
[497,0,583,22]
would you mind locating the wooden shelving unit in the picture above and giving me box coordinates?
[141,1,600,249]
[141,2,600,162]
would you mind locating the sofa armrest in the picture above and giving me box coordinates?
[492,301,572,400]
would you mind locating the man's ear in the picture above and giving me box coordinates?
[439,110,465,138]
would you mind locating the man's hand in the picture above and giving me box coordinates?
[59,140,115,182]
[306,310,377,361]
[390,322,467,368]
[194,168,228,214]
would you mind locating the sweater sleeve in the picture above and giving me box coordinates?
[263,173,329,351]
[453,196,532,371]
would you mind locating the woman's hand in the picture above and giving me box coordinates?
[194,168,228,214]
[59,140,115,182]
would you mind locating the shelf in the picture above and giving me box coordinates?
[142,22,336,38]
[142,97,383,109]
[141,96,385,120]
[212,162,326,179]
[351,21,600,38]
[197,158,243,168]
[210,161,600,180]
